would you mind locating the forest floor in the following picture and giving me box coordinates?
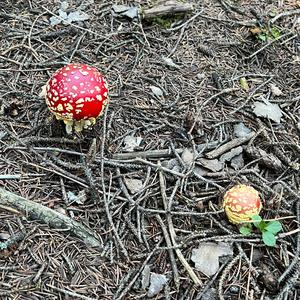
[0,1,299,299]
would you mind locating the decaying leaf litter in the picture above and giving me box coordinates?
[0,0,299,299]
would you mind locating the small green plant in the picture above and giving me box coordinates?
[256,26,281,42]
[151,15,183,29]
[239,215,282,247]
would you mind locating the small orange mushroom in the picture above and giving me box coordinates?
[223,184,262,224]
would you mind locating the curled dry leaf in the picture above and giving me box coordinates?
[219,146,243,163]
[245,146,283,170]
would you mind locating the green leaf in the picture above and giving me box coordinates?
[257,221,268,232]
[257,33,267,41]
[239,225,252,236]
[251,215,262,222]
[266,221,282,234]
[262,231,276,247]
[251,215,262,228]
[270,27,281,39]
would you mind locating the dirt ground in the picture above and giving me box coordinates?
[0,1,299,299]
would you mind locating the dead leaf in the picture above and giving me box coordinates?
[67,11,90,22]
[162,158,182,172]
[123,136,143,152]
[112,5,139,19]
[50,1,90,26]
[147,273,168,297]
[231,153,244,170]
[193,166,208,177]
[162,56,180,69]
[270,84,283,96]
[253,100,283,123]
[250,27,262,35]
[191,242,233,276]
[0,233,10,240]
[234,122,252,138]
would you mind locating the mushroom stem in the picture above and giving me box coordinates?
[63,119,74,135]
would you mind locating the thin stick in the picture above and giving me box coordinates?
[156,214,180,288]
[245,32,292,59]
[159,170,201,285]
[246,244,254,300]
[270,8,300,23]
[46,284,97,300]
[112,148,184,160]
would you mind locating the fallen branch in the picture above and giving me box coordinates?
[112,148,183,160]
[0,188,102,248]
[142,1,194,19]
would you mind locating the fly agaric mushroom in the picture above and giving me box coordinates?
[223,184,262,224]
[43,63,108,134]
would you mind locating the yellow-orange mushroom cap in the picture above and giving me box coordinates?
[223,184,262,224]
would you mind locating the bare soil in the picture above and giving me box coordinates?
[0,1,299,299]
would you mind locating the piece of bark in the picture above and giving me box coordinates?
[206,132,255,159]
[142,1,193,19]
[244,146,283,170]
[0,188,102,247]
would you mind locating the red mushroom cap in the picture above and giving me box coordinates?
[44,63,108,133]
[223,184,262,224]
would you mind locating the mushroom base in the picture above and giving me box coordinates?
[54,114,97,134]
